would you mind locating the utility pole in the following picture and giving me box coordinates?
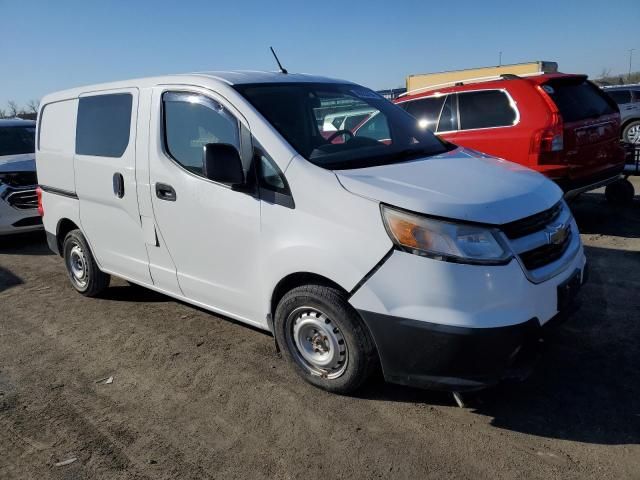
[499,51,502,66]
[629,49,636,82]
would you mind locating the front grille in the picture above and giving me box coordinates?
[7,189,38,209]
[519,226,573,270]
[502,202,563,239]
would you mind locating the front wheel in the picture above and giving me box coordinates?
[62,229,110,296]
[274,284,378,394]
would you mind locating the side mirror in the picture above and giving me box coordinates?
[203,143,245,186]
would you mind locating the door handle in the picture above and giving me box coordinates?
[155,182,176,201]
[113,172,125,198]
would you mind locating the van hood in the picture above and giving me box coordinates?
[0,153,36,173]
[334,147,562,225]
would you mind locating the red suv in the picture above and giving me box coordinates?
[394,73,628,199]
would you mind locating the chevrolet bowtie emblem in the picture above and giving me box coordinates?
[546,223,569,245]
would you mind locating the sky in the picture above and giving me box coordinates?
[1,0,638,108]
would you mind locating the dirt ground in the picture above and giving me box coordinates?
[1,178,639,480]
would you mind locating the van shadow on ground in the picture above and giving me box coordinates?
[361,243,640,446]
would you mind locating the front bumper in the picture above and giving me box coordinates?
[349,247,587,391]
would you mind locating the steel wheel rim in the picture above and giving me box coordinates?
[67,243,88,288]
[628,124,640,144]
[289,307,348,379]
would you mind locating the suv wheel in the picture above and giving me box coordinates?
[605,179,635,205]
[62,229,110,296]
[274,284,378,394]
[623,120,640,144]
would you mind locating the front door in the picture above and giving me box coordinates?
[74,89,152,284]
[148,87,262,325]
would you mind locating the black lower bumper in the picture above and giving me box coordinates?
[359,311,543,391]
[46,231,60,255]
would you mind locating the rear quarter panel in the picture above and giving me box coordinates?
[36,98,78,194]
[36,97,82,236]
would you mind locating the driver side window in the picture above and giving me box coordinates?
[163,92,240,176]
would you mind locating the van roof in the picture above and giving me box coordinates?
[190,70,353,85]
[40,71,356,104]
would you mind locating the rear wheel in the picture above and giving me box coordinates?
[605,179,635,205]
[274,284,378,394]
[62,229,110,296]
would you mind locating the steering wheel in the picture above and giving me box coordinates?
[326,129,354,143]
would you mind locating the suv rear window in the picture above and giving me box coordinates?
[458,90,517,130]
[544,80,616,123]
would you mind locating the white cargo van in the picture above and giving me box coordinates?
[36,71,587,394]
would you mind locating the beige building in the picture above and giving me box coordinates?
[406,61,558,93]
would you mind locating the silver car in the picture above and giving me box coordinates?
[0,119,42,235]
[603,85,640,143]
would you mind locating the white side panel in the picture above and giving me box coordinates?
[37,99,78,193]
[41,191,80,237]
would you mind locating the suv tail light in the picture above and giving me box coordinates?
[36,186,44,217]
[530,108,564,166]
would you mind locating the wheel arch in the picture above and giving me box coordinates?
[55,218,80,255]
[270,272,347,317]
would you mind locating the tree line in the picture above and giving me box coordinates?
[593,70,640,86]
[0,100,40,119]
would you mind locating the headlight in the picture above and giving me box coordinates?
[381,205,512,265]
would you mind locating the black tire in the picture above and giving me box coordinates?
[605,179,635,205]
[62,229,110,296]
[274,284,378,394]
[622,120,640,144]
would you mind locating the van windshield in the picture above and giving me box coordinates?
[0,126,36,156]
[235,83,453,170]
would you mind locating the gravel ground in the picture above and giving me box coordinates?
[1,178,639,479]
